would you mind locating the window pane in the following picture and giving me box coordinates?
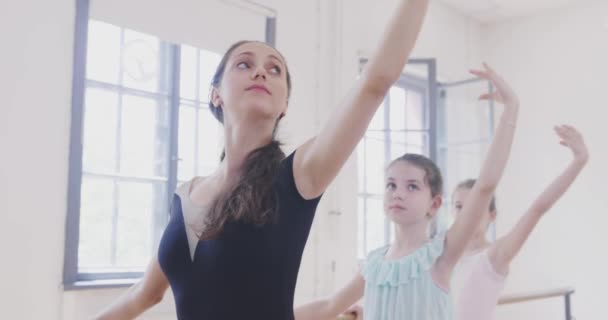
[180,45,198,101]
[358,197,366,259]
[390,131,407,161]
[390,132,428,159]
[78,176,114,271]
[363,132,386,195]
[120,95,168,177]
[115,181,158,269]
[407,131,428,155]
[406,90,426,130]
[357,141,366,193]
[122,30,160,92]
[365,197,385,253]
[86,20,120,84]
[389,87,406,131]
[441,81,493,197]
[83,88,118,173]
[198,108,223,176]
[178,105,196,181]
[198,50,222,102]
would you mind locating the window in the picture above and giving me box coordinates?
[64,19,226,286]
[177,45,223,182]
[78,21,172,275]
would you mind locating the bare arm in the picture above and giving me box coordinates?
[294,0,430,199]
[294,273,365,320]
[94,257,169,320]
[489,125,589,274]
[435,64,520,280]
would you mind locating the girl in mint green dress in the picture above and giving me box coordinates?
[294,63,520,320]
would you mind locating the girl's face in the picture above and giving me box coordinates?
[211,42,289,126]
[384,161,441,226]
[452,187,495,236]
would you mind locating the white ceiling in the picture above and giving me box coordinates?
[438,0,586,23]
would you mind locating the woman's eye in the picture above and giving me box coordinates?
[270,66,281,75]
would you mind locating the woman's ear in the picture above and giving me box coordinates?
[211,87,223,108]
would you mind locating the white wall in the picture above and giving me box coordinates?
[482,1,608,319]
[0,0,74,319]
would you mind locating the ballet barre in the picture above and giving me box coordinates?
[498,287,575,320]
[333,287,576,320]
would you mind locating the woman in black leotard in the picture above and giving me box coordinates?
[95,1,430,319]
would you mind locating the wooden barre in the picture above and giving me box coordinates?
[333,287,575,319]
[498,287,575,305]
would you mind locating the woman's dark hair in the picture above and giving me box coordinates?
[200,41,292,240]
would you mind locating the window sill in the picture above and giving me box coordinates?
[64,278,140,291]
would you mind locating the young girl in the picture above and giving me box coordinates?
[95,0,430,319]
[294,63,520,320]
[451,125,589,320]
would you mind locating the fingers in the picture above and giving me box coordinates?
[555,124,579,138]
[478,93,493,101]
[483,62,497,74]
[472,63,519,106]
[469,69,490,79]
[554,125,585,151]
[472,63,512,90]
[471,63,497,77]
[563,125,581,138]
[478,92,504,102]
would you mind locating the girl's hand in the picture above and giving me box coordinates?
[470,63,520,108]
[554,125,589,164]
[338,304,363,320]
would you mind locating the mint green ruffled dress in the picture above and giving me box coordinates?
[361,233,453,320]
